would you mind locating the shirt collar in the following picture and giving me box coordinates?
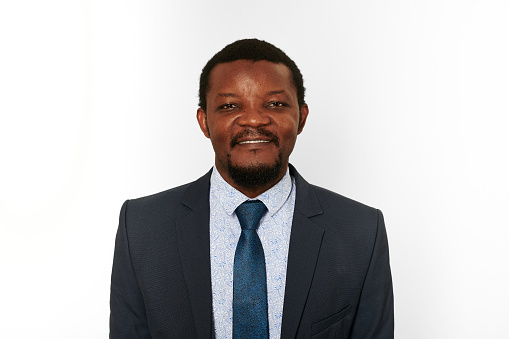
[210,166,293,217]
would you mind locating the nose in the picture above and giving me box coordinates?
[236,107,270,128]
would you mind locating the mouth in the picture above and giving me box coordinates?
[230,129,280,148]
[237,140,271,145]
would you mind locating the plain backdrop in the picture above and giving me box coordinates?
[1,0,508,338]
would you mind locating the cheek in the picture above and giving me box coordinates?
[277,121,300,150]
[208,116,234,138]
[279,119,300,137]
[208,125,230,150]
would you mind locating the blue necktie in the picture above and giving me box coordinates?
[233,200,269,339]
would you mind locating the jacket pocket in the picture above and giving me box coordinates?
[311,305,352,337]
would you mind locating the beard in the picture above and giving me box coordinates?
[226,150,284,190]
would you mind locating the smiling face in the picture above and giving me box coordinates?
[197,60,308,197]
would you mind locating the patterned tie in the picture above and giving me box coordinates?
[233,200,269,339]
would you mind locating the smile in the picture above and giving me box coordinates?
[238,140,270,145]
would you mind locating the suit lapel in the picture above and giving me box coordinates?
[176,170,213,338]
[174,167,323,338]
[281,165,324,338]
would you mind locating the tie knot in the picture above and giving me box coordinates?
[235,200,267,230]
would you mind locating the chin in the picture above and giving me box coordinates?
[226,152,284,190]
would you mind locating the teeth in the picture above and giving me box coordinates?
[238,140,270,144]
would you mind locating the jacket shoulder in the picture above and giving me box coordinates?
[128,182,192,210]
[310,184,377,215]
[124,169,212,216]
[307,183,382,235]
[120,171,211,234]
[290,164,381,230]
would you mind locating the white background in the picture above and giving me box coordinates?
[1,0,508,338]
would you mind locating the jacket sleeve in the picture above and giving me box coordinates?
[109,200,151,338]
[350,209,394,338]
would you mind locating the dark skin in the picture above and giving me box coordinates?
[197,60,309,198]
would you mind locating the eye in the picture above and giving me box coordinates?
[218,103,237,110]
[268,101,287,108]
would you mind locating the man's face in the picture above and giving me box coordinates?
[197,60,308,193]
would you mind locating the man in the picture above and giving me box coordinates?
[110,39,393,338]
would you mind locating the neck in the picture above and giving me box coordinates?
[216,163,288,198]
[232,176,283,198]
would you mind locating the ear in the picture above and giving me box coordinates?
[297,103,309,134]
[197,108,210,138]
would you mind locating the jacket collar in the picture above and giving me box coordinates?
[281,164,325,338]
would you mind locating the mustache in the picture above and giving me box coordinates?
[230,128,280,148]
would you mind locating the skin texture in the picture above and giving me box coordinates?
[197,60,309,198]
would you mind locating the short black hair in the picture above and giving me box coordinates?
[198,38,306,112]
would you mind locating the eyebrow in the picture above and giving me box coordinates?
[267,90,285,96]
[215,90,287,98]
[216,93,238,98]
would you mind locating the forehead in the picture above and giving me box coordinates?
[207,60,295,93]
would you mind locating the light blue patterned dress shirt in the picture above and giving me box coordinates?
[209,166,296,339]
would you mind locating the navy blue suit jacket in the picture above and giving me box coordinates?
[110,165,393,338]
